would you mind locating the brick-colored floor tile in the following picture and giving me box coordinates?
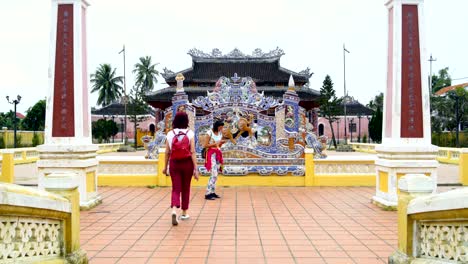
[89,258,120,264]
[324,257,355,264]
[296,258,326,264]
[353,258,386,264]
[237,258,266,264]
[206,258,236,264]
[291,250,321,258]
[319,251,350,258]
[94,250,126,258]
[146,258,177,264]
[346,250,377,258]
[152,251,180,258]
[179,250,208,258]
[123,251,153,258]
[117,258,149,264]
[266,258,295,264]
[177,258,206,264]
[80,187,398,263]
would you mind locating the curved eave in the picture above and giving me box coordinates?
[145,86,320,103]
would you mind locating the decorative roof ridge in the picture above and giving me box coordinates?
[161,67,193,79]
[278,66,313,79]
[187,47,285,61]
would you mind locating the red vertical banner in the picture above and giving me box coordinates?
[53,4,75,137]
[400,5,423,138]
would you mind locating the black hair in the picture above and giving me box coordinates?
[172,112,189,129]
[212,120,225,132]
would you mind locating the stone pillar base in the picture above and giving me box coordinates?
[37,144,102,210]
[373,144,438,210]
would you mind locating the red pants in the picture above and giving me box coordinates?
[169,158,194,210]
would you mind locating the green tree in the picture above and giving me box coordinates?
[368,107,383,143]
[319,75,342,148]
[449,87,468,147]
[22,99,46,131]
[367,92,383,112]
[92,119,119,143]
[367,93,384,143]
[431,67,452,94]
[91,64,123,107]
[431,94,454,133]
[133,56,160,94]
[0,111,16,129]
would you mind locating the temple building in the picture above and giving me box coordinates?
[144,48,320,121]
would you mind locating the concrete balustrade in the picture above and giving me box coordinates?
[351,142,466,165]
[0,179,86,263]
[0,144,123,185]
[389,174,468,263]
[349,142,378,154]
[96,143,124,154]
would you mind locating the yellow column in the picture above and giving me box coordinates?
[157,148,167,186]
[21,150,27,163]
[43,174,81,254]
[390,174,434,262]
[1,150,15,183]
[396,191,414,255]
[460,149,468,186]
[304,148,315,186]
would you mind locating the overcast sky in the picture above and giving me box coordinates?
[1,0,467,114]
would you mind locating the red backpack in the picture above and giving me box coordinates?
[170,130,192,160]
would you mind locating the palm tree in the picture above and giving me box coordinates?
[133,56,159,94]
[90,64,123,107]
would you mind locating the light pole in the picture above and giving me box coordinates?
[357,113,362,143]
[119,117,124,143]
[111,115,115,143]
[343,44,350,144]
[336,118,340,144]
[119,45,128,145]
[6,95,21,148]
[428,54,437,94]
[365,115,371,143]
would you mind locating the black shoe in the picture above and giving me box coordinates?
[212,193,221,199]
[205,193,215,200]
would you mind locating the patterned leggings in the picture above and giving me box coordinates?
[206,153,218,195]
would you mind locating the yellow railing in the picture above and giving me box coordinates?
[436,147,462,164]
[390,174,468,263]
[349,142,378,153]
[350,143,466,165]
[13,147,40,164]
[0,181,86,263]
[96,142,124,154]
[0,144,124,184]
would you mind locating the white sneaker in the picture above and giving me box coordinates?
[180,215,190,221]
[171,211,178,226]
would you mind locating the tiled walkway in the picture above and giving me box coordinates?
[81,187,397,264]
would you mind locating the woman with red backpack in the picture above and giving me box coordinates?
[162,112,199,226]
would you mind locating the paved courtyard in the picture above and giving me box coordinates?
[81,187,397,264]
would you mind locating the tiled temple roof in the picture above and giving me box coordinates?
[161,48,313,86]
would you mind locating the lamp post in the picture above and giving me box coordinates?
[343,44,350,144]
[119,45,128,145]
[428,54,436,94]
[111,115,115,143]
[6,95,21,148]
[336,118,340,144]
[365,115,371,143]
[119,117,124,143]
[357,113,362,143]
